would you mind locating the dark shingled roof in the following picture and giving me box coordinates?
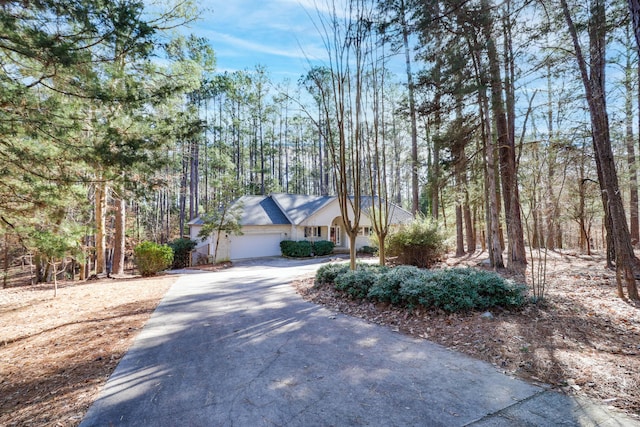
[189,194,413,228]
[271,193,334,225]
[236,195,291,226]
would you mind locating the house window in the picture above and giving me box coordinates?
[304,226,321,238]
[360,226,372,236]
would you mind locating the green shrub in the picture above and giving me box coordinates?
[411,268,526,312]
[398,271,439,308]
[313,240,335,256]
[334,268,379,299]
[280,240,313,257]
[386,218,445,268]
[134,241,173,277]
[315,262,351,285]
[318,262,526,312]
[168,238,197,269]
[358,245,378,255]
[368,265,424,305]
[280,240,295,256]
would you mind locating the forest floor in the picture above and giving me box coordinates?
[294,249,640,420]
[0,270,177,426]
[0,251,639,425]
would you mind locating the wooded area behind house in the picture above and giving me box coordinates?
[1,0,640,300]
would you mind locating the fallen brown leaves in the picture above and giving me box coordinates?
[0,273,175,426]
[293,250,640,419]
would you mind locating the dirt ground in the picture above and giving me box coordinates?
[294,250,640,420]
[1,251,639,425]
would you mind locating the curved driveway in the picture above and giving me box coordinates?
[81,258,636,426]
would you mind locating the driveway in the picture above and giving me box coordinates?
[81,257,636,426]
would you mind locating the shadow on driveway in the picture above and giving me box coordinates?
[81,258,638,426]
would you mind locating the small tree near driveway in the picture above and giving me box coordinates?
[197,179,243,262]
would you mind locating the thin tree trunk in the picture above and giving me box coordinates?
[112,195,125,275]
[624,30,639,244]
[464,197,475,253]
[179,141,188,238]
[399,0,419,215]
[190,138,199,221]
[480,87,504,268]
[95,180,107,275]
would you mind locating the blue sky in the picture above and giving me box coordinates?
[187,0,328,82]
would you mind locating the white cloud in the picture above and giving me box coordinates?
[208,31,307,59]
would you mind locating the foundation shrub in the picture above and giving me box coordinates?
[280,240,313,257]
[313,240,335,256]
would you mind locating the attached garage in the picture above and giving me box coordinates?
[230,232,284,260]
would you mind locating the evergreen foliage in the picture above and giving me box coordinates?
[280,240,335,257]
[168,238,197,269]
[386,218,446,268]
[280,241,313,257]
[316,264,526,312]
[134,242,173,277]
[313,240,335,256]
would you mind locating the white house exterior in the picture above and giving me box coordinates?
[188,193,413,263]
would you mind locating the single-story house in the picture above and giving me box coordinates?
[188,193,413,263]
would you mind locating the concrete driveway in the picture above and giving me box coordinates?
[80,257,637,426]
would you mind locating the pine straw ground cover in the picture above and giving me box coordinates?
[0,272,176,426]
[293,250,640,420]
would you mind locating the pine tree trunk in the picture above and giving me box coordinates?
[455,204,465,256]
[179,142,188,238]
[625,38,639,244]
[563,0,639,300]
[464,200,475,253]
[112,196,125,275]
[482,1,526,273]
[480,87,504,268]
[399,0,419,214]
[190,139,199,221]
[95,180,107,275]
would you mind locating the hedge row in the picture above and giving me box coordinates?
[315,263,526,312]
[280,240,335,257]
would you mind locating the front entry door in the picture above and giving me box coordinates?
[330,226,341,246]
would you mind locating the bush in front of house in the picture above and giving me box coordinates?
[280,240,334,257]
[315,263,526,312]
[134,241,173,277]
[313,240,335,256]
[280,240,313,257]
[168,238,197,269]
[386,218,445,268]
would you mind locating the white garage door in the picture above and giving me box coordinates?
[230,233,283,260]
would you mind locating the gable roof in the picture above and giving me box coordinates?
[189,194,413,228]
[270,193,334,225]
[359,196,414,224]
[236,195,291,226]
